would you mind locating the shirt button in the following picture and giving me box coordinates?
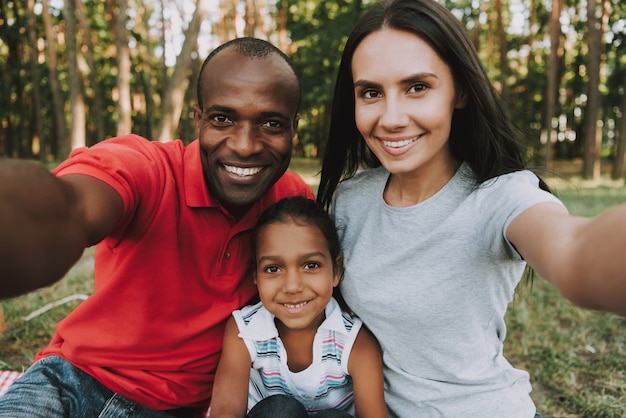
[224,252,231,260]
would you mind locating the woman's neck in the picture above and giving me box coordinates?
[383,157,461,207]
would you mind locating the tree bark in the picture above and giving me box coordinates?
[612,69,626,180]
[495,0,508,99]
[116,0,132,136]
[41,0,67,159]
[244,0,258,37]
[520,0,536,151]
[155,0,209,143]
[216,0,239,43]
[26,0,45,161]
[581,0,602,179]
[277,0,288,52]
[77,0,106,143]
[64,0,86,155]
[544,0,562,170]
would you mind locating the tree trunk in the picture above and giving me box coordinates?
[544,0,561,170]
[77,0,106,143]
[2,1,29,158]
[26,0,45,161]
[495,0,508,99]
[521,0,536,152]
[277,0,288,52]
[581,0,603,179]
[156,0,209,143]
[42,0,68,158]
[180,54,201,141]
[64,0,86,155]
[115,0,132,136]
[244,0,258,37]
[612,69,626,180]
[216,0,239,43]
[139,5,156,139]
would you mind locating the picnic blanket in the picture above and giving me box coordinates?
[0,370,22,397]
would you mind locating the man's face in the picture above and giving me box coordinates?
[194,49,299,218]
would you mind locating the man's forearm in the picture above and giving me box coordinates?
[0,159,87,299]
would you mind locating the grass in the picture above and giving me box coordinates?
[1,158,625,417]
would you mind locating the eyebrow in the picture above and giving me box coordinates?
[203,104,235,114]
[259,111,292,122]
[203,105,291,122]
[354,72,438,88]
[257,251,329,263]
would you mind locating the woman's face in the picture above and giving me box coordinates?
[352,28,466,179]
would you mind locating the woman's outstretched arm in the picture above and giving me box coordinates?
[508,202,626,316]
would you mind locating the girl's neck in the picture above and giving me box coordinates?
[275,316,324,373]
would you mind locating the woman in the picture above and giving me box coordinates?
[317,0,626,417]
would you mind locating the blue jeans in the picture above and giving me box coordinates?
[0,356,193,418]
[247,395,352,418]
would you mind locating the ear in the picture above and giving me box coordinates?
[293,113,301,131]
[193,105,202,133]
[332,255,343,287]
[455,87,468,109]
[253,270,258,285]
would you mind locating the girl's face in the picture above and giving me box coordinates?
[255,220,341,333]
[352,28,467,180]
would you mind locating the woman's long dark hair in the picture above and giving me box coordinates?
[317,0,548,211]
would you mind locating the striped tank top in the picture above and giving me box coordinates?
[233,297,362,414]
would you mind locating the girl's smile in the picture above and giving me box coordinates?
[255,220,341,333]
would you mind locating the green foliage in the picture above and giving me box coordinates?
[285,0,370,157]
[1,0,626,172]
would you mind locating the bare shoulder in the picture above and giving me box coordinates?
[350,325,382,364]
[348,325,388,418]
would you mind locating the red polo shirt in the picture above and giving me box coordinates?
[35,135,314,411]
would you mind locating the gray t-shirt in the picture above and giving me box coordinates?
[333,163,564,418]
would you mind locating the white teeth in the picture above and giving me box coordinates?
[382,138,417,148]
[284,301,308,309]
[224,165,263,176]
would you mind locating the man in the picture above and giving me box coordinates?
[0,37,314,417]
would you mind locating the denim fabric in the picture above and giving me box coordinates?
[0,356,185,418]
[247,395,352,418]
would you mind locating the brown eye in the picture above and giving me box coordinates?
[263,265,281,273]
[212,115,233,125]
[303,262,321,270]
[362,89,381,99]
[408,83,428,93]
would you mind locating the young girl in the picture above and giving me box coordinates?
[210,196,387,418]
[317,0,626,417]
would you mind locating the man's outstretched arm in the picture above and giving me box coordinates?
[0,159,123,299]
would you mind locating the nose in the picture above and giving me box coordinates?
[229,123,263,157]
[282,269,303,293]
[379,96,409,130]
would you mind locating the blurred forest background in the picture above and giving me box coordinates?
[1,0,626,180]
